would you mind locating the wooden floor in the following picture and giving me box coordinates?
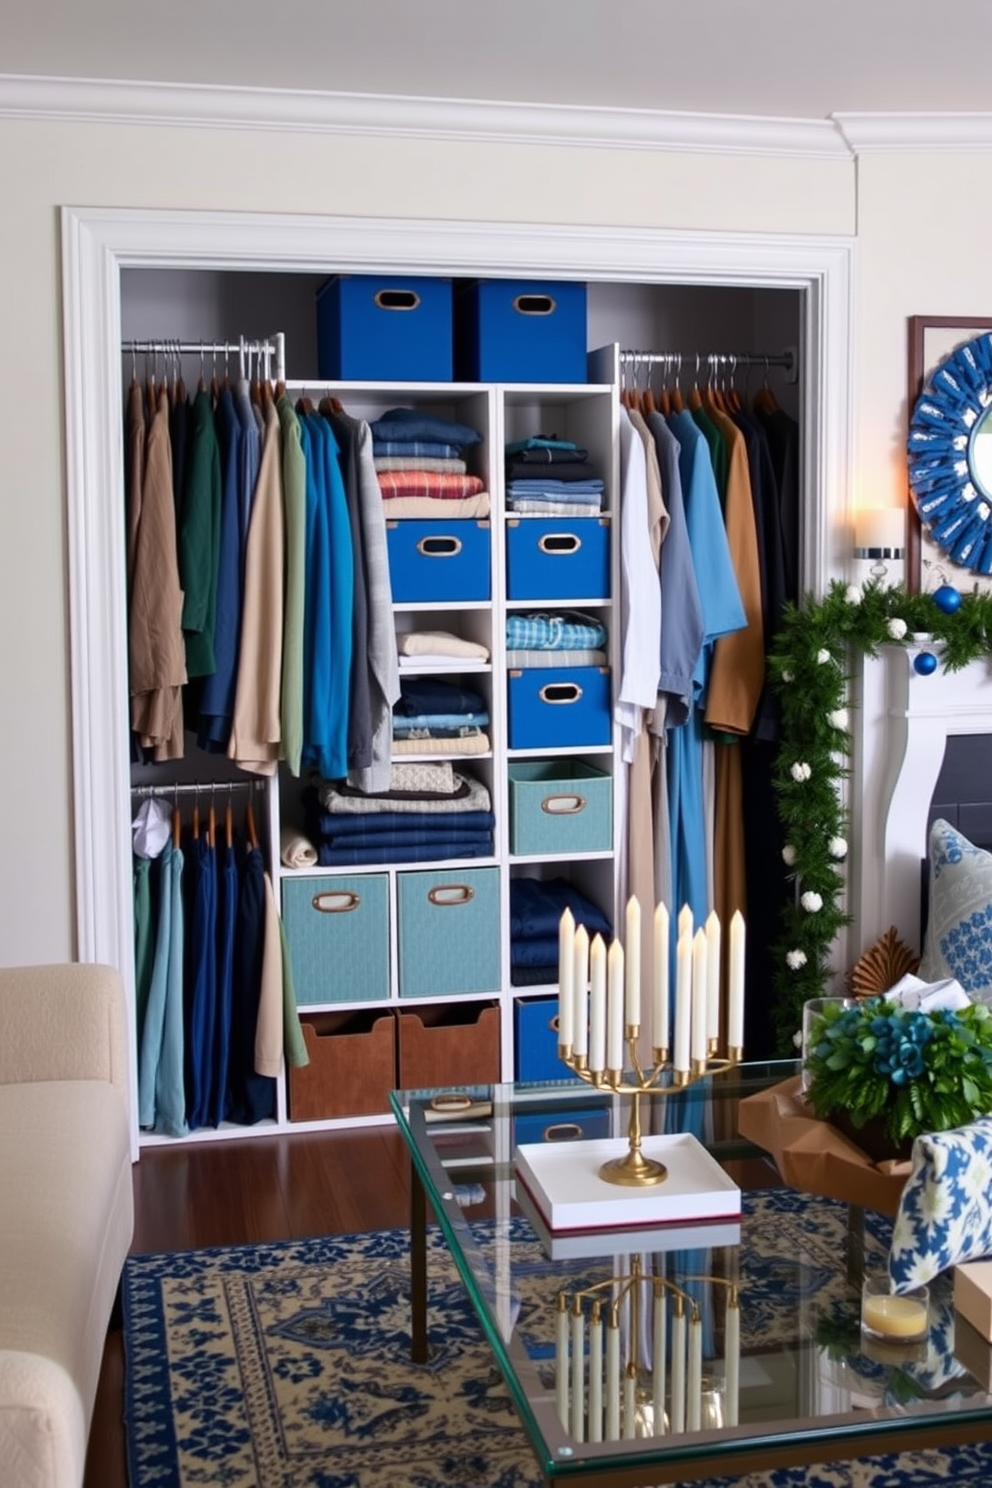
[83,1125,414,1488]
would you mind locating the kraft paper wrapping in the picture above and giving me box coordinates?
[737,1075,912,1217]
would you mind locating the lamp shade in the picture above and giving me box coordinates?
[854,508,905,553]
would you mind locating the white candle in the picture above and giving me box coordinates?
[625,896,641,1028]
[588,1308,603,1443]
[670,1303,686,1434]
[652,1289,667,1435]
[725,1299,740,1428]
[558,908,575,1051]
[705,910,721,1045]
[572,924,589,1059]
[555,1298,569,1429]
[607,939,625,1073]
[687,1312,702,1431]
[674,929,692,1075]
[606,1312,621,1440]
[623,1366,637,1439]
[589,934,607,1073]
[571,1305,585,1442]
[691,929,709,1065]
[653,903,669,1053]
[728,910,746,1052]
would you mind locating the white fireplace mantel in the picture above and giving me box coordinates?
[851,645,992,962]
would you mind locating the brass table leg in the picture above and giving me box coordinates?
[411,1163,429,1363]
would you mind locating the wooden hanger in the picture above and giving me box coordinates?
[192,793,201,840]
[208,791,216,849]
[171,801,182,850]
[752,356,779,414]
[296,392,315,417]
[225,796,234,850]
[246,792,259,851]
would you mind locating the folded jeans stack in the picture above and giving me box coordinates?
[510,876,612,987]
[505,434,605,515]
[305,761,495,866]
[371,407,489,518]
[391,676,491,754]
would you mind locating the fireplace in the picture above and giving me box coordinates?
[851,647,992,972]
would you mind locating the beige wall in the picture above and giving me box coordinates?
[0,110,857,965]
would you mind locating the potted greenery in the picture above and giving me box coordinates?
[803,997,992,1160]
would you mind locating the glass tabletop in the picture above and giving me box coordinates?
[389,1062,992,1486]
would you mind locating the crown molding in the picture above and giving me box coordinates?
[0,73,851,159]
[834,111,992,153]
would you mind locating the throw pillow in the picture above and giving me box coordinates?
[918,818,992,1001]
[889,1117,992,1290]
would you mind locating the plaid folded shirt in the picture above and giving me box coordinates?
[505,611,608,650]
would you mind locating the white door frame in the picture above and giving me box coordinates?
[61,205,854,1147]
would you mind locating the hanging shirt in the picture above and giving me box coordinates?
[277,395,307,778]
[198,387,244,752]
[303,414,354,781]
[129,386,186,759]
[179,388,222,678]
[646,412,703,727]
[616,406,662,764]
[229,399,284,775]
[704,406,765,735]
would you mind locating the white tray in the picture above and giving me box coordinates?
[514,1178,741,1260]
[514,1131,741,1233]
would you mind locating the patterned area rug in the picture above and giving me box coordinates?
[123,1190,992,1488]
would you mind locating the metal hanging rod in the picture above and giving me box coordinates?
[121,332,286,383]
[130,780,267,799]
[619,346,798,383]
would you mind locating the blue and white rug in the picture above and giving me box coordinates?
[123,1190,992,1487]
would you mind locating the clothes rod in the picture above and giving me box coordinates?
[122,332,286,383]
[131,780,267,799]
[619,347,797,383]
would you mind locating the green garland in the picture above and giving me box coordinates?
[768,578,992,1053]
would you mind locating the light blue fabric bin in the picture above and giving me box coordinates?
[397,866,500,997]
[508,760,613,856]
[282,874,390,1004]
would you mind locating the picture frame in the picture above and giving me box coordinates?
[907,315,992,593]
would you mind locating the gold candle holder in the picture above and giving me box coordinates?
[559,1033,741,1187]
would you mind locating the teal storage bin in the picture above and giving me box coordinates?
[316,274,453,382]
[455,279,587,384]
[508,760,613,856]
[397,867,500,997]
[506,516,610,601]
[282,874,390,1005]
[507,666,612,749]
[386,520,491,603]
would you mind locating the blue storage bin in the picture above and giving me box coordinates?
[282,874,390,1004]
[514,996,583,1084]
[397,867,500,997]
[513,1107,612,1145]
[316,274,453,382]
[386,520,491,603]
[455,279,588,384]
[507,666,611,750]
[508,761,613,856]
[506,516,610,601]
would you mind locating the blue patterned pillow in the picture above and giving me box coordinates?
[889,1118,992,1290]
[918,818,992,1000]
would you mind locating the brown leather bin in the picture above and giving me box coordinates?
[397,1003,501,1092]
[288,1010,397,1121]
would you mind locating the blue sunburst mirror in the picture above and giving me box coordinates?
[908,332,992,575]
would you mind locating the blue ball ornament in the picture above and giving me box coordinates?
[933,584,962,614]
[913,650,938,676]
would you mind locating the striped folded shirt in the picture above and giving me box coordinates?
[505,648,607,668]
[378,472,486,501]
[507,499,604,516]
[374,456,468,474]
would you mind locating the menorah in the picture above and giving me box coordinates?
[554,1256,741,1441]
[557,898,745,1186]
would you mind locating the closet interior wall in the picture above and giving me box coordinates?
[122,266,803,1147]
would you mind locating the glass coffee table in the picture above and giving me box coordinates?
[390,1062,992,1487]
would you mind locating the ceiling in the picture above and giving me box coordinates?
[3,0,989,120]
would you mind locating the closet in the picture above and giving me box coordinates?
[119,265,804,1148]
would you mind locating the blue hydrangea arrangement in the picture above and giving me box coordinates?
[804,996,992,1144]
